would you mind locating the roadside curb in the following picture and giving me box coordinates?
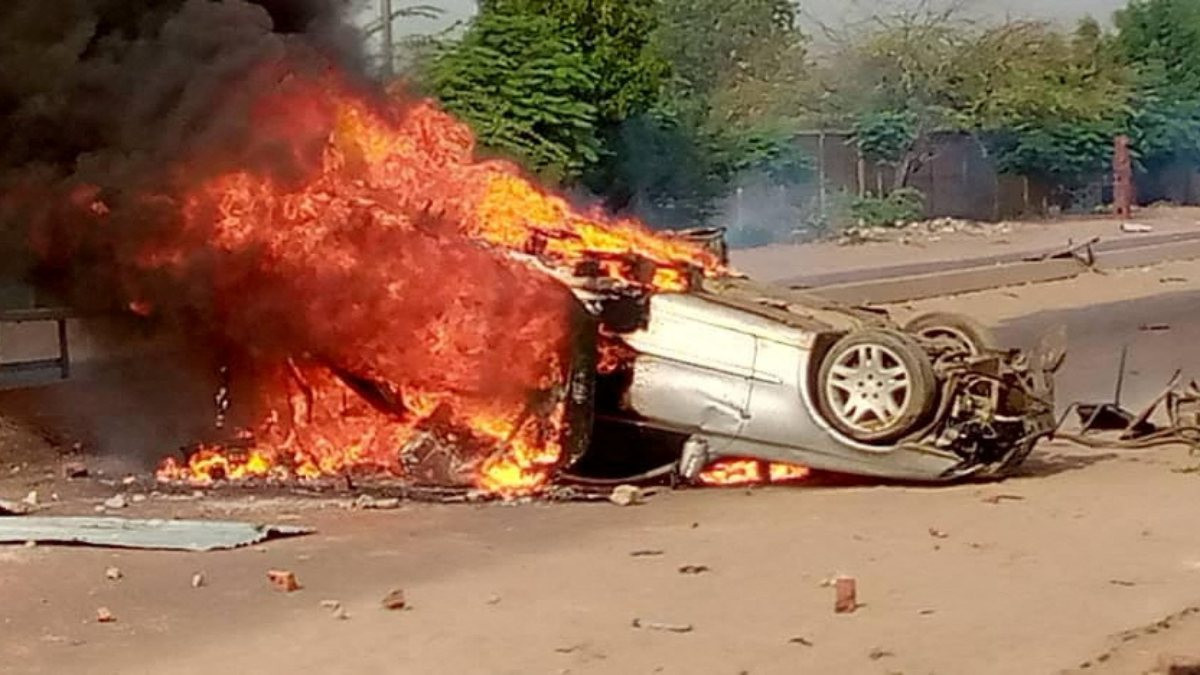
[799,232,1200,305]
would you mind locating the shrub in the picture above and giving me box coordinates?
[848,188,925,227]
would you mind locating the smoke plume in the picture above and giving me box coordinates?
[0,0,360,294]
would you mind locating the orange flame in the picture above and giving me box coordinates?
[144,71,720,496]
[697,459,812,487]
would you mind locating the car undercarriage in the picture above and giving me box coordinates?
[557,265,1062,484]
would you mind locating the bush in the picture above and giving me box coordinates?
[849,188,925,228]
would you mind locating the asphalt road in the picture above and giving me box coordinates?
[4,288,1200,675]
[1000,289,1200,414]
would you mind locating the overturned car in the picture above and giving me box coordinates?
[545,247,1062,484]
[162,230,1061,490]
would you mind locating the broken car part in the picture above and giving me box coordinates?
[559,263,1058,483]
[0,517,310,551]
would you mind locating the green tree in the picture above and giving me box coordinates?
[826,6,975,189]
[826,11,1129,187]
[481,0,667,125]
[965,20,1130,183]
[1115,0,1200,169]
[430,0,665,186]
[615,0,813,228]
[429,11,601,181]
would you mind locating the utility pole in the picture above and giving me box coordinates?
[380,0,394,78]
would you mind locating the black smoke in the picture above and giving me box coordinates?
[0,0,364,302]
[0,1,369,463]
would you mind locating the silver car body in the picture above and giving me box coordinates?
[619,291,967,480]
[564,271,1058,482]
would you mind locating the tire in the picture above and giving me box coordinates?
[815,329,937,444]
[904,312,996,355]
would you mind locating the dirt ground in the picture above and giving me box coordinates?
[7,249,1200,673]
[2,440,1200,675]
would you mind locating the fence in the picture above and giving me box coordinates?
[793,130,1059,223]
[790,130,1200,226]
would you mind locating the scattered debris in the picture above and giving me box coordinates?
[0,517,311,551]
[554,644,582,654]
[982,494,1025,504]
[631,618,693,633]
[191,572,206,588]
[1157,654,1200,675]
[95,607,116,623]
[834,576,859,614]
[788,637,814,647]
[486,594,502,606]
[131,495,148,504]
[608,485,645,507]
[62,462,89,479]
[837,217,1009,246]
[381,588,407,610]
[630,549,665,557]
[928,528,949,539]
[1160,277,1189,285]
[1121,222,1154,234]
[22,491,38,507]
[0,499,33,516]
[121,476,137,486]
[267,569,301,592]
[353,495,402,510]
[678,565,710,575]
[103,495,128,510]
[105,567,123,581]
[320,600,348,620]
[868,648,895,661]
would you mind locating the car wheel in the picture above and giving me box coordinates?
[904,312,995,355]
[816,329,937,444]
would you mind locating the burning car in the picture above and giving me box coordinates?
[135,74,1057,493]
[538,243,1061,485]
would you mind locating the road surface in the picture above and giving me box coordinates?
[3,271,1200,674]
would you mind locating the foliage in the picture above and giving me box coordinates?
[1115,0,1200,168]
[612,0,813,228]
[984,118,1123,182]
[480,0,668,125]
[964,21,1131,182]
[429,11,600,181]
[853,110,919,164]
[653,0,809,120]
[849,188,926,228]
[430,0,665,184]
[825,11,1130,186]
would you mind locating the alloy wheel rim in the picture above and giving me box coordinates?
[825,344,914,433]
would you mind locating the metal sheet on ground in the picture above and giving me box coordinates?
[0,517,311,551]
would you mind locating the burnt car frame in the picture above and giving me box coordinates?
[549,253,1061,484]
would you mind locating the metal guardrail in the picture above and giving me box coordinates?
[0,307,71,380]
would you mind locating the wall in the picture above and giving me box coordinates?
[798,130,1058,222]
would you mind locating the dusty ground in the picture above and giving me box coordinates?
[6,250,1200,673]
[2,441,1200,675]
[731,205,1200,283]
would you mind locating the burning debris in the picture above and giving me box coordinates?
[124,75,724,496]
[1,0,1058,499]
